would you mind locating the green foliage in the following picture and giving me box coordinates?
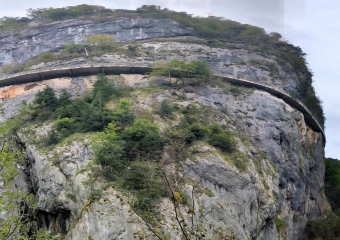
[151,60,212,82]
[274,216,286,235]
[34,86,58,112]
[58,89,72,107]
[208,123,223,134]
[92,74,116,106]
[122,161,166,212]
[122,119,164,160]
[190,123,211,140]
[0,61,23,74]
[55,118,75,135]
[324,158,340,211]
[35,52,57,63]
[27,5,110,21]
[2,6,323,125]
[78,105,112,132]
[158,100,175,119]
[94,124,125,181]
[292,73,325,126]
[86,34,117,54]
[302,213,340,240]
[29,75,127,144]
[0,16,30,29]
[208,132,236,153]
[110,99,135,129]
[62,43,85,55]
[179,104,237,153]
[165,126,195,150]
[302,158,340,239]
[15,82,245,238]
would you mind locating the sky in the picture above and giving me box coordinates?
[0,0,339,159]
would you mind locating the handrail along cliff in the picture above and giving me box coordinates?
[0,63,326,146]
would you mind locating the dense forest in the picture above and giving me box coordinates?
[0,4,325,127]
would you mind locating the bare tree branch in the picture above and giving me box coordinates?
[156,161,189,240]
[127,193,163,240]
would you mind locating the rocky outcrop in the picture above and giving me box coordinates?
[0,18,193,66]
[0,40,300,93]
[0,17,301,94]
[0,15,326,240]
[4,74,325,240]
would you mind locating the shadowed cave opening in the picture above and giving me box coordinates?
[36,209,71,235]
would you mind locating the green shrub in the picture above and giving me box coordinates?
[110,99,135,129]
[181,103,199,115]
[27,5,110,21]
[151,60,212,82]
[208,132,236,153]
[165,126,195,149]
[190,123,210,139]
[92,74,116,106]
[0,17,29,29]
[94,128,125,181]
[78,105,112,132]
[183,114,198,125]
[36,52,56,63]
[122,119,164,160]
[302,213,340,240]
[0,61,23,74]
[32,75,131,144]
[62,43,85,55]
[55,117,74,137]
[209,123,223,134]
[34,87,58,111]
[58,90,72,107]
[122,161,166,212]
[230,86,242,96]
[274,216,286,235]
[35,110,53,122]
[324,158,340,212]
[46,130,61,145]
[159,100,174,119]
[86,34,117,54]
[55,98,85,119]
[302,158,340,239]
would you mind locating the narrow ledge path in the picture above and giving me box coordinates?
[0,64,326,145]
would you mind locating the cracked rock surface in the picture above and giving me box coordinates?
[0,74,325,240]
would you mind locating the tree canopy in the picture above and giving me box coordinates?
[151,60,212,82]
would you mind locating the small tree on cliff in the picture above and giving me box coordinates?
[85,34,117,53]
[34,86,58,111]
[151,60,212,83]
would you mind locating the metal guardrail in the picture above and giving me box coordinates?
[0,64,326,145]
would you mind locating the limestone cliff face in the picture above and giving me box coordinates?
[1,18,300,93]
[0,16,326,240]
[0,18,192,68]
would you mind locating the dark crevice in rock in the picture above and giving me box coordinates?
[36,209,71,235]
[18,139,72,237]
